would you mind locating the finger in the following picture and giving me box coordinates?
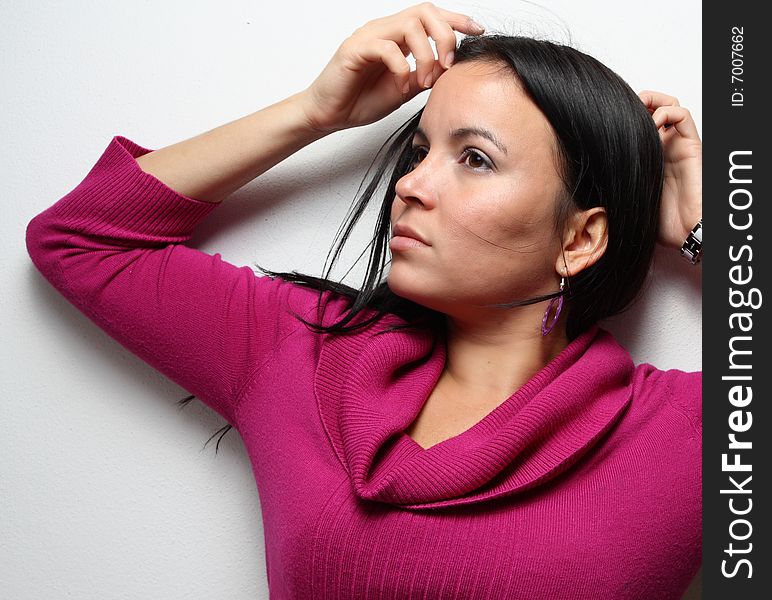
[638,90,680,112]
[401,69,425,103]
[373,3,484,46]
[433,5,486,36]
[651,106,700,140]
[402,62,445,103]
[355,39,412,95]
[421,13,459,69]
[638,89,680,107]
[402,58,448,102]
[403,16,438,89]
[429,60,446,87]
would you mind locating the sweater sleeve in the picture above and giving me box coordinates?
[667,369,702,439]
[25,135,322,427]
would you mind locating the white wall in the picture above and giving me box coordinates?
[3,1,701,598]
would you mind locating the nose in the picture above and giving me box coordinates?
[394,151,436,209]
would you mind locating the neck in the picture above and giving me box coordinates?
[438,306,569,402]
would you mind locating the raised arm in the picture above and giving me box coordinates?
[25,2,485,426]
[133,92,325,204]
[638,90,703,258]
[132,3,485,203]
[24,134,330,427]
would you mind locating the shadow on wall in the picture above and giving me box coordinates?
[681,566,702,599]
[599,243,702,366]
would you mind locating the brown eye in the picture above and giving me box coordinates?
[462,149,493,171]
[408,146,427,170]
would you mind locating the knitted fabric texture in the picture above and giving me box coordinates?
[26,136,702,599]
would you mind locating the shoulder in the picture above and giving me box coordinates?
[268,277,403,340]
[631,362,702,436]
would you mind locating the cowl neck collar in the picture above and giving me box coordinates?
[314,317,634,510]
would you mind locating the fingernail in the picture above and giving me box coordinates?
[470,19,485,33]
[403,81,410,95]
[444,51,454,68]
[423,73,433,88]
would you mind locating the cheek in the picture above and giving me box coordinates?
[443,190,551,255]
[389,198,399,223]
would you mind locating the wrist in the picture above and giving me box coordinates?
[293,89,341,138]
[679,218,702,265]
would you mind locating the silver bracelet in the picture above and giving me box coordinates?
[680,218,702,265]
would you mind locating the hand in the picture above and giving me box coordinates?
[297,2,485,135]
[638,90,702,250]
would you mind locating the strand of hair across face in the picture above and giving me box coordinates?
[485,289,564,309]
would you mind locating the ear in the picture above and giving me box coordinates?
[557,207,608,276]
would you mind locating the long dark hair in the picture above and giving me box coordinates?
[182,34,664,452]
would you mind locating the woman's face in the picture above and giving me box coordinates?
[388,60,568,319]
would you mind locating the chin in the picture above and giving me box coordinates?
[386,271,446,313]
[387,270,426,303]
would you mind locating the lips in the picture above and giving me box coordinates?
[392,223,430,245]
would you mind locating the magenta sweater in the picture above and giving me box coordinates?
[26,136,702,599]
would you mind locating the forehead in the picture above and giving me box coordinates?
[420,61,556,152]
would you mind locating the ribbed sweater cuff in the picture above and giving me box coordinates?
[47,135,219,244]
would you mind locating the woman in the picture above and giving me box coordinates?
[25,3,701,599]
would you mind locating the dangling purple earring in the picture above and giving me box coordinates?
[541,276,566,337]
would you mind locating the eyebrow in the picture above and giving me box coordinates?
[413,125,509,156]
